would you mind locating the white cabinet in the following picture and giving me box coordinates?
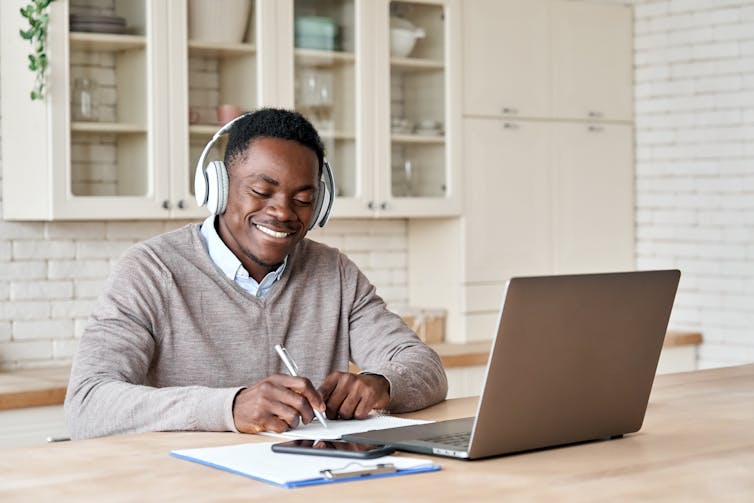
[551,122,635,273]
[276,0,462,218]
[462,0,550,119]
[409,0,634,344]
[1,0,461,221]
[167,0,260,218]
[1,0,174,220]
[551,0,633,121]
[461,0,632,121]
[463,118,551,283]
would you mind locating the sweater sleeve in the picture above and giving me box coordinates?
[342,255,448,413]
[64,245,241,439]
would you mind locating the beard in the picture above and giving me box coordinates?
[242,245,284,271]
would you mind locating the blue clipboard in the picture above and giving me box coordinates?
[171,442,441,489]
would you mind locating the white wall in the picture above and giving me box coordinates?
[633,0,754,368]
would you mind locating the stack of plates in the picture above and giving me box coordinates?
[70,14,127,34]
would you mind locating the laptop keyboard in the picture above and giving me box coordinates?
[421,431,471,448]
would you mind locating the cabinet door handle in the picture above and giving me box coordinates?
[161,200,171,210]
[367,201,374,210]
[177,200,186,209]
[502,107,518,115]
[588,125,604,132]
[379,202,388,211]
[502,122,520,130]
[587,111,603,118]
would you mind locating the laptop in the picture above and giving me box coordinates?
[344,270,681,460]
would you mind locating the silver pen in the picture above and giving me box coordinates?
[274,344,329,428]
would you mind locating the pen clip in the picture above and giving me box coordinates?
[320,462,397,480]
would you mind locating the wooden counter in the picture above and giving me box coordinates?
[0,366,69,411]
[0,364,751,501]
[432,329,702,368]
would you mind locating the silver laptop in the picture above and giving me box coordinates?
[344,270,681,460]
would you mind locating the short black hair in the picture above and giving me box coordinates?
[223,108,325,175]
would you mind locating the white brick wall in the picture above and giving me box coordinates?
[634,0,754,369]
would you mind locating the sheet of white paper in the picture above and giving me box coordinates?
[261,415,433,440]
[171,441,435,486]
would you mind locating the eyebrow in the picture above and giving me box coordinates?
[250,174,316,192]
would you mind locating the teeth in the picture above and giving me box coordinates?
[256,224,289,238]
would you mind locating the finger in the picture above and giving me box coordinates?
[336,390,363,420]
[322,376,350,419]
[233,378,314,433]
[269,373,327,414]
[318,372,340,403]
[354,394,375,419]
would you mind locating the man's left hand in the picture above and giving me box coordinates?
[318,372,390,420]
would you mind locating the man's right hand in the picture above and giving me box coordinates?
[232,374,327,434]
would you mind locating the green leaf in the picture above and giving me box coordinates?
[19,28,33,40]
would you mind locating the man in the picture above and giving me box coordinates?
[65,108,447,439]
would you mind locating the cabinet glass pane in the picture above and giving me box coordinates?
[389,1,446,199]
[293,0,356,198]
[186,0,256,200]
[69,0,148,197]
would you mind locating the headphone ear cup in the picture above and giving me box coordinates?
[206,160,229,215]
[194,163,209,207]
[309,180,325,230]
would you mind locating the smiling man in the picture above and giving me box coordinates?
[64,108,447,439]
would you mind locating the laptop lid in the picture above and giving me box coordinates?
[344,270,680,460]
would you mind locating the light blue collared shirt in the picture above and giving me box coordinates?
[200,215,287,298]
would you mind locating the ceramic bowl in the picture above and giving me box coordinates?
[389,17,425,57]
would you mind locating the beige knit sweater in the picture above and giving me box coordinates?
[64,224,447,439]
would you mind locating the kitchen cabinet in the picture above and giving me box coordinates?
[551,121,635,273]
[410,118,635,343]
[551,0,633,121]
[463,118,551,284]
[1,0,460,221]
[460,0,632,122]
[167,0,260,218]
[409,0,634,344]
[275,0,462,218]
[462,0,550,119]
[1,0,175,220]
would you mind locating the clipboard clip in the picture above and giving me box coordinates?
[320,462,397,480]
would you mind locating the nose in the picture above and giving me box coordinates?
[264,194,295,222]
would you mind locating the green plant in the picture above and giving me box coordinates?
[19,0,54,100]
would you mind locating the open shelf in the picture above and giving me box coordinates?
[188,40,256,57]
[390,56,444,70]
[69,32,147,51]
[71,121,146,134]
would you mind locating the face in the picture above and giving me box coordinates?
[217,136,320,282]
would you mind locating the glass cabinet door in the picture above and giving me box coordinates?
[386,1,448,205]
[180,0,258,215]
[292,0,358,202]
[67,0,152,199]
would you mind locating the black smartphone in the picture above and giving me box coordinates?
[271,439,395,459]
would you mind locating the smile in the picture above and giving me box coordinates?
[255,224,291,239]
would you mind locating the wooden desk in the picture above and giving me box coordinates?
[1,364,752,501]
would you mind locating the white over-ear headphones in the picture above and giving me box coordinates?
[194,113,335,230]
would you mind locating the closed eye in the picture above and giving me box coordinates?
[294,198,314,206]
